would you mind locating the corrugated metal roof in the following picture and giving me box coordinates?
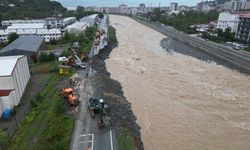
[0,55,24,76]
[7,23,45,29]
[66,22,90,33]
[86,14,98,19]
[0,35,44,53]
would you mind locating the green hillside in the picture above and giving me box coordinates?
[0,0,67,20]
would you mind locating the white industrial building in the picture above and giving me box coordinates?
[0,55,30,116]
[66,22,91,33]
[37,29,62,42]
[0,28,61,43]
[80,14,99,25]
[1,19,45,26]
[7,23,45,30]
[217,12,240,32]
[45,17,63,29]
[63,17,76,27]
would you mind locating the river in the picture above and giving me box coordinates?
[106,15,250,150]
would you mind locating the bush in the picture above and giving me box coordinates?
[244,46,250,52]
[30,99,38,108]
[55,98,64,114]
[49,63,58,73]
[48,53,56,61]
[50,39,57,45]
[0,130,8,146]
[108,26,117,43]
[61,49,70,57]
[8,32,19,43]
[39,53,48,62]
[36,92,43,102]
[39,53,55,62]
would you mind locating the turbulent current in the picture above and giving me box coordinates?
[106,15,250,150]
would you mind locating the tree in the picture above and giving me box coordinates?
[217,28,223,37]
[76,6,85,14]
[224,27,234,41]
[8,33,19,43]
[98,13,104,19]
[63,30,70,42]
[39,53,48,62]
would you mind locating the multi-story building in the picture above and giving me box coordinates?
[217,12,240,32]
[139,4,146,11]
[106,7,120,14]
[170,2,178,11]
[223,0,250,11]
[235,14,250,43]
[85,6,102,12]
[0,28,61,43]
[119,4,128,14]
[196,1,216,12]
[45,17,63,29]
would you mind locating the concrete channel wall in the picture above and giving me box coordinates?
[89,15,108,58]
[132,17,250,74]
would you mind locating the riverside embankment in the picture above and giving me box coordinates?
[106,15,250,150]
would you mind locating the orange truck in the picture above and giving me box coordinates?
[60,88,79,106]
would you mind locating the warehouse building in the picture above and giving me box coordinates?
[63,17,76,27]
[0,55,30,117]
[80,14,99,25]
[0,35,44,63]
[66,22,91,33]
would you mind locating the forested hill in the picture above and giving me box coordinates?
[0,0,67,20]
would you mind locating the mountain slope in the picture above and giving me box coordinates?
[0,0,67,20]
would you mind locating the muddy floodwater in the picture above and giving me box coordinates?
[106,15,250,150]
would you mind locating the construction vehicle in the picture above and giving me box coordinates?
[88,98,109,128]
[60,88,79,106]
[81,52,88,62]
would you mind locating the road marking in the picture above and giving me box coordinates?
[110,130,113,150]
[79,134,94,150]
[92,134,94,150]
[80,134,93,137]
[79,140,93,144]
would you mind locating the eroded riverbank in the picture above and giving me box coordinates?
[106,15,250,150]
[88,42,143,149]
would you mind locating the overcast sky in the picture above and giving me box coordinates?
[56,0,201,7]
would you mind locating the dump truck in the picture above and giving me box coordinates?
[88,98,109,128]
[60,88,79,106]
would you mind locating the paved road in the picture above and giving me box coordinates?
[70,69,117,150]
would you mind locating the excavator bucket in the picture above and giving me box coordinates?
[63,88,73,93]
[68,94,78,105]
